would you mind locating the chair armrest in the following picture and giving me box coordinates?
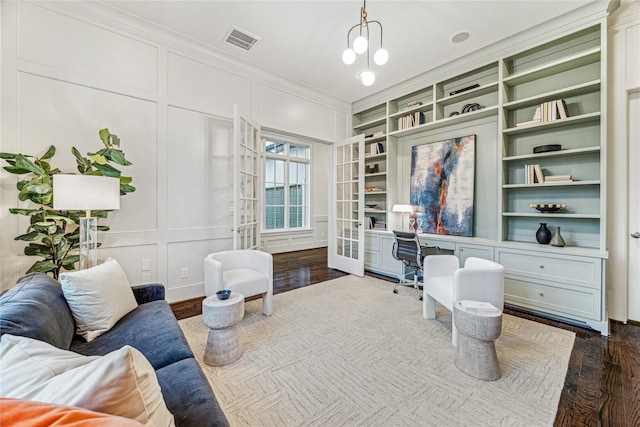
[131,283,166,305]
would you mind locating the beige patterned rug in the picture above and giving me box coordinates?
[179,275,574,426]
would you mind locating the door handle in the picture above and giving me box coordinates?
[632,232,640,239]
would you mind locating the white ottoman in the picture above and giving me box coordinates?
[202,292,244,366]
[453,300,502,381]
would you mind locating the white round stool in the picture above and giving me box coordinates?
[202,292,244,366]
[453,300,502,381]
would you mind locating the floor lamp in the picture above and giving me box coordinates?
[392,204,414,232]
[53,175,120,270]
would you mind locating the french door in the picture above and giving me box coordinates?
[233,106,260,250]
[329,135,364,276]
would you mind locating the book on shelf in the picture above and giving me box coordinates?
[373,222,386,230]
[365,216,376,229]
[524,164,544,184]
[517,99,569,127]
[544,174,573,182]
[539,99,569,123]
[369,142,385,155]
[556,99,569,119]
[364,186,385,192]
[398,112,425,130]
[533,164,545,184]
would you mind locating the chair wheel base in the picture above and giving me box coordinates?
[393,289,398,294]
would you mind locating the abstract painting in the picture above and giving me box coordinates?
[410,135,475,236]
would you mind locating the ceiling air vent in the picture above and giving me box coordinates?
[224,26,260,51]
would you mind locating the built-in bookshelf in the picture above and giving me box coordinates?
[501,24,604,250]
[350,21,609,334]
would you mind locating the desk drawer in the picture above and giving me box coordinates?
[504,277,601,321]
[496,249,601,289]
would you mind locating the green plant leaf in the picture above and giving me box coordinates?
[111,134,121,147]
[24,182,51,194]
[118,176,133,185]
[89,153,107,165]
[0,152,17,159]
[99,128,111,149]
[15,154,46,176]
[62,254,80,270]
[15,231,46,241]
[108,149,131,166]
[120,184,136,194]
[72,147,92,174]
[3,165,31,174]
[97,225,110,231]
[9,208,44,216]
[26,260,57,274]
[41,145,56,160]
[93,163,121,177]
[44,214,76,224]
[24,243,53,258]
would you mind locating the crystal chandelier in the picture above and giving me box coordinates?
[342,0,388,86]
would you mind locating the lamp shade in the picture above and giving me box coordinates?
[53,175,120,211]
[392,204,414,213]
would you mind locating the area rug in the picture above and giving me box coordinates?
[179,275,574,426]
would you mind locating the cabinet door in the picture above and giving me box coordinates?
[379,234,404,277]
[456,244,494,264]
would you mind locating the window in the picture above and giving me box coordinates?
[263,137,310,231]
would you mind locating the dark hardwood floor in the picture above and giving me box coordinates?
[170,247,640,426]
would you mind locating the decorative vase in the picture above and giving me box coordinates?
[550,226,565,247]
[536,223,552,244]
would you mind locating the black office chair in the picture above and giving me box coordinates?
[391,230,437,300]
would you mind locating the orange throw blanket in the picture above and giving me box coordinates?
[0,398,144,427]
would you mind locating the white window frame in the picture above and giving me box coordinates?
[262,132,311,233]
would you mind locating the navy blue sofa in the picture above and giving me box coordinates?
[0,272,229,427]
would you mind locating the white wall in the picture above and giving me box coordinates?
[0,1,349,301]
[607,0,640,321]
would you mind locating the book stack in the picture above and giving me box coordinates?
[524,164,545,184]
[516,99,569,127]
[364,186,384,192]
[373,222,386,230]
[398,112,425,130]
[369,142,384,155]
[544,174,573,183]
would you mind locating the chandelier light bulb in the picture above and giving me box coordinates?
[360,70,375,86]
[374,48,388,65]
[353,36,368,54]
[342,48,356,65]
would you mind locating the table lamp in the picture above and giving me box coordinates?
[53,174,120,270]
[392,204,414,232]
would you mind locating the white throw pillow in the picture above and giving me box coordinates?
[60,257,138,341]
[0,334,174,427]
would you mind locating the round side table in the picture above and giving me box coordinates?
[202,292,244,366]
[453,300,502,381]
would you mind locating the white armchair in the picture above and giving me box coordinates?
[204,250,273,316]
[423,255,504,346]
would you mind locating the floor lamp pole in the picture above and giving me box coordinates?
[79,210,98,270]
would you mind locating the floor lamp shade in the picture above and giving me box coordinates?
[53,175,121,270]
[53,175,120,212]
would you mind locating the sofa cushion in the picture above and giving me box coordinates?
[155,358,230,427]
[59,258,138,342]
[0,273,75,349]
[70,300,193,370]
[0,334,175,427]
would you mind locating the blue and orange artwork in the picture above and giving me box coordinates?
[410,135,475,236]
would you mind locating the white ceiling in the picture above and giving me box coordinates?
[103,0,596,104]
